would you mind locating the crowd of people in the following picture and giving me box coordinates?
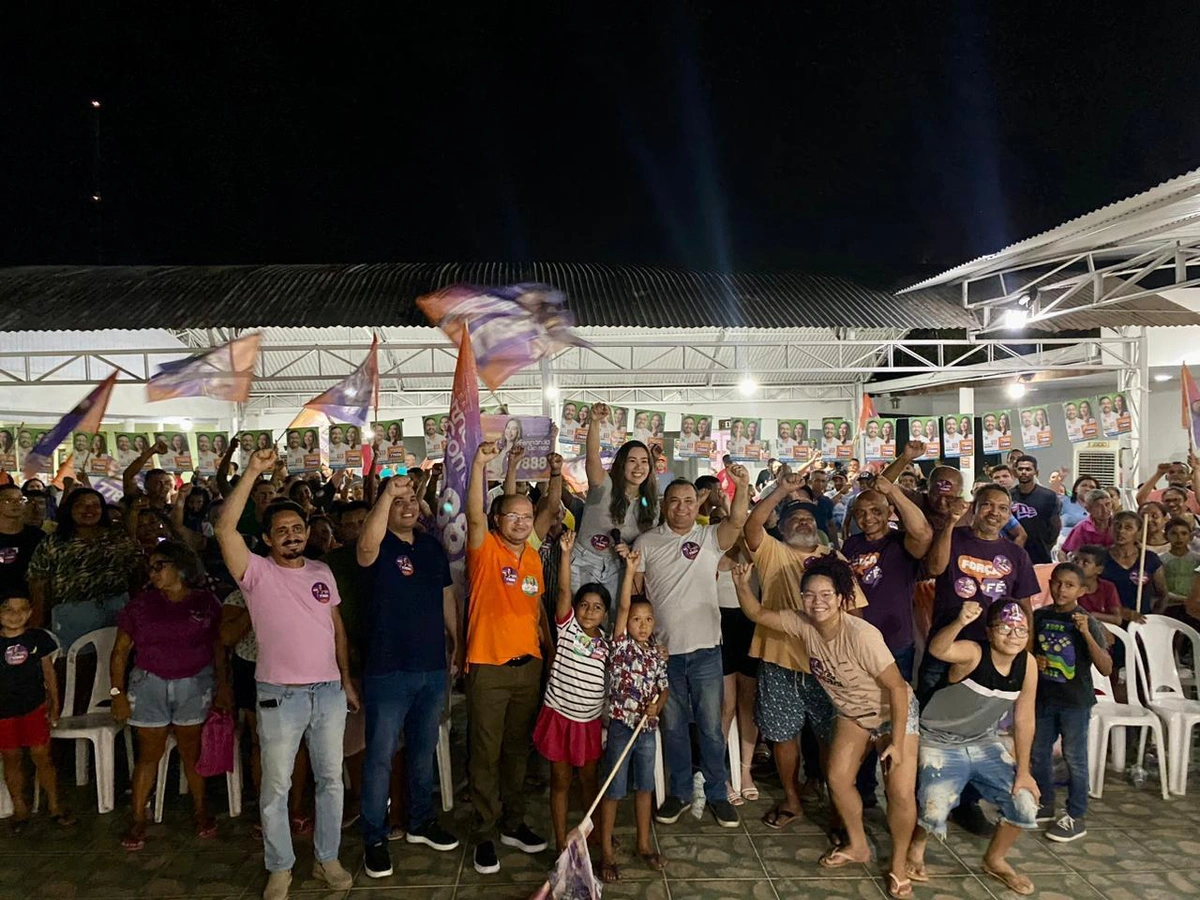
[2,418,1200,899]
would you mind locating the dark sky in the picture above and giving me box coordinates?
[4,3,1200,287]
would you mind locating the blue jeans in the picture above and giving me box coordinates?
[255,681,348,872]
[360,669,447,845]
[1032,704,1091,819]
[918,739,1039,838]
[602,719,657,800]
[663,647,726,804]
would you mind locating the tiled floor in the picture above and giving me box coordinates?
[3,744,1199,900]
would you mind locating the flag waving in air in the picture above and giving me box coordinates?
[418,283,590,390]
[436,332,483,594]
[23,372,118,480]
[857,392,878,434]
[1182,365,1200,448]
[147,334,261,402]
[288,336,380,429]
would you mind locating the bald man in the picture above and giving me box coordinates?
[881,441,970,533]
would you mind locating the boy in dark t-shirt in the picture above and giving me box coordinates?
[0,594,74,830]
[1031,563,1111,845]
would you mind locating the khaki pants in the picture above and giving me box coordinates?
[466,658,543,842]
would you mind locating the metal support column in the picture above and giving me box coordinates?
[958,386,975,490]
[1120,327,1150,489]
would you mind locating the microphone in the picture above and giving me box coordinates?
[610,528,623,552]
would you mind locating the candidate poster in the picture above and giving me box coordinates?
[1062,398,1099,444]
[328,422,364,470]
[862,418,896,462]
[113,432,151,474]
[420,415,448,460]
[283,427,322,474]
[819,418,851,461]
[0,425,16,472]
[674,411,717,459]
[372,420,407,464]
[69,430,116,476]
[194,432,228,476]
[775,419,813,461]
[1019,407,1053,448]
[630,409,665,450]
[482,415,555,480]
[21,427,55,474]
[907,417,940,459]
[558,399,590,448]
[942,416,964,458]
[722,417,763,462]
[153,431,194,473]
[1096,393,1131,436]
[980,410,1014,454]
[237,431,275,471]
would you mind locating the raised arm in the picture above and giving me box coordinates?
[123,438,165,498]
[358,475,408,567]
[927,601,986,664]
[875,474,933,559]
[585,402,610,488]
[216,437,238,498]
[613,548,640,638]
[881,439,925,484]
[1075,611,1113,676]
[716,463,751,551]
[556,531,576,622]
[468,442,500,550]
[744,469,802,552]
[533,453,564,541]
[170,484,206,552]
[502,443,525,497]
[926,496,970,576]
[217,449,275,582]
[1136,462,1172,507]
[732,561,798,634]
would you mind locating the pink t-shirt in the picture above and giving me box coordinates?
[238,553,342,685]
[118,589,221,680]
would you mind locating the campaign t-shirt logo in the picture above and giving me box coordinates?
[681,541,701,560]
[980,578,1010,599]
[521,575,540,596]
[4,643,29,666]
[396,555,415,576]
[954,576,978,599]
[311,582,331,604]
[808,656,845,688]
[1130,571,1149,585]
[590,534,612,551]
[1011,502,1037,520]
[0,547,17,564]
[992,555,1014,576]
[850,552,882,586]
[501,566,518,586]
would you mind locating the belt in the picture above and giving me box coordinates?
[504,654,535,667]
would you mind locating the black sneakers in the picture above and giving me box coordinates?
[654,796,691,824]
[474,840,500,875]
[406,820,460,852]
[364,841,393,879]
[709,799,741,828]
[499,823,549,853]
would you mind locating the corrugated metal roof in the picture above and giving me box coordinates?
[0,263,978,332]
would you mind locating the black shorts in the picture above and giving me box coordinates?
[720,606,759,678]
[231,653,258,711]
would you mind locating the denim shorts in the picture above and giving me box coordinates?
[868,689,920,740]
[754,660,835,743]
[127,665,214,728]
[602,718,657,800]
[917,738,1039,838]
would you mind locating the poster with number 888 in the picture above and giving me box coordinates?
[482,415,555,480]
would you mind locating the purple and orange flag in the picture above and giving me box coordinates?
[289,336,380,430]
[1182,365,1200,448]
[147,334,261,402]
[23,373,118,481]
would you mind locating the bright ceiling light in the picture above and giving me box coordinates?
[179,419,194,431]
[1003,309,1029,329]
[1154,373,1173,383]
[738,376,758,397]
[361,426,375,441]
[544,385,559,401]
[1006,383,1026,400]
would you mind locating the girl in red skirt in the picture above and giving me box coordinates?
[532,531,611,853]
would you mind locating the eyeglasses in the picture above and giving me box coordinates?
[993,623,1029,637]
[800,590,840,604]
[147,560,174,573]
[500,513,534,523]
[0,496,25,505]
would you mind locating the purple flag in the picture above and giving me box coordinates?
[436,333,483,592]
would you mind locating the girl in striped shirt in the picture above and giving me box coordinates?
[532,531,611,853]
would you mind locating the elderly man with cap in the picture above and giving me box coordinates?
[743,465,867,830]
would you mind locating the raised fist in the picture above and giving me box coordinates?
[958,600,983,626]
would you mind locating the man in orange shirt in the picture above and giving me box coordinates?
[464,442,550,876]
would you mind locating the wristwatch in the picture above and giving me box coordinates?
[109,687,122,697]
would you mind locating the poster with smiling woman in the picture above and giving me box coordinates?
[154,431,194,473]
[327,423,363,470]
[372,420,407,464]
[0,425,17,472]
[721,417,762,462]
[1061,399,1098,443]
[674,411,715,459]
[775,419,812,461]
[629,409,665,452]
[980,410,1013,454]
[194,432,228,475]
[481,415,554,480]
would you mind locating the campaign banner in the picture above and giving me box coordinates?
[0,425,17,472]
[722,417,763,462]
[420,415,448,460]
[19,427,55,474]
[907,417,940,459]
[112,432,149,474]
[372,420,407,465]
[237,431,275,471]
[1096,392,1131,436]
[328,422,364,470]
[774,419,811,460]
[194,432,228,476]
[482,415,555,480]
[819,418,851,461]
[980,411,1014,454]
[674,411,716,459]
[862,418,896,462]
[630,409,665,450]
[67,431,115,476]
[282,427,321,474]
[1018,407,1053,448]
[153,431,194,473]
[1063,398,1099,444]
[558,399,590,448]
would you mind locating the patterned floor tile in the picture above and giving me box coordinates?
[977,872,1105,899]
[651,833,769,880]
[942,831,1074,875]
[770,877,885,899]
[754,832,872,880]
[1084,869,1200,900]
[663,879,779,900]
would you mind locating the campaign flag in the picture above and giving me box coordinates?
[289,336,379,430]
[418,283,590,391]
[857,393,878,434]
[146,334,260,402]
[24,373,118,480]
[1182,365,1200,447]
[436,333,483,592]
[528,818,601,900]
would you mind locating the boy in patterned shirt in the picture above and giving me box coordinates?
[596,553,669,883]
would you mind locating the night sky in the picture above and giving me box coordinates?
[4,3,1199,287]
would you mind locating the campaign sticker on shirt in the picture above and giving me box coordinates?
[311,582,331,604]
[1011,502,1036,520]
[4,644,29,666]
[681,541,701,560]
[992,555,1014,576]
[980,578,1010,599]
[1129,571,1150,585]
[954,576,978,599]
[850,552,882,586]
[521,575,540,596]
[501,566,518,585]
[396,555,415,576]
[0,547,17,564]
[590,534,612,551]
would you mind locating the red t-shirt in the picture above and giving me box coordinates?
[1078,578,1121,619]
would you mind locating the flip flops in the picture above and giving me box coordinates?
[762,805,800,829]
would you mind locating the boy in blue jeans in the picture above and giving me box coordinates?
[597,559,669,883]
[1031,562,1112,842]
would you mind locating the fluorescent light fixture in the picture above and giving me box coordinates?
[544,385,559,401]
[1003,309,1029,329]
[738,376,758,396]
[1154,373,1172,383]
[179,419,194,431]
[1006,383,1026,400]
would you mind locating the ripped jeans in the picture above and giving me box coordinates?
[916,738,1039,839]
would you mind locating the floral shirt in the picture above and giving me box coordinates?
[26,530,139,609]
[607,632,669,731]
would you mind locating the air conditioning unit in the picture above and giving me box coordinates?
[1073,439,1119,487]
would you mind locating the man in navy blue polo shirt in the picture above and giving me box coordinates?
[357,475,461,879]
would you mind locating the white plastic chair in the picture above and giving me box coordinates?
[1087,623,1169,799]
[653,718,740,807]
[1133,616,1200,795]
[153,712,244,822]
[49,627,135,814]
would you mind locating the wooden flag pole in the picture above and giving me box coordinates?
[1133,513,1150,617]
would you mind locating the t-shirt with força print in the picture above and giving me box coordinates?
[931,527,1039,643]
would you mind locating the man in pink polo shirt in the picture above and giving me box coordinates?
[217,449,360,900]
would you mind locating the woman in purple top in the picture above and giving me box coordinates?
[110,541,229,851]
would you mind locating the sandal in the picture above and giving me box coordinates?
[819,847,870,869]
[762,806,800,830]
[598,860,620,884]
[195,815,218,839]
[121,823,147,852]
[51,812,78,828]
[905,860,930,883]
[639,851,668,871]
[982,862,1035,896]
[727,784,745,807]
[740,784,760,802]
[886,872,913,899]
